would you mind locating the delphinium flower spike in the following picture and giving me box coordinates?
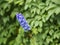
[16,13,31,31]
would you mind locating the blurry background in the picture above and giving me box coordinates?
[0,0,60,45]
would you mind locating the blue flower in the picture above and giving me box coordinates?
[16,13,30,31]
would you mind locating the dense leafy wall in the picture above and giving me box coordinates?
[0,0,60,45]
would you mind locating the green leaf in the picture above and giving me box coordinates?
[39,21,43,27]
[10,8,18,19]
[24,4,29,10]
[38,28,42,33]
[53,32,60,39]
[55,15,60,25]
[10,12,17,19]
[26,0,32,3]
[31,21,34,27]
[35,16,41,21]
[6,0,13,3]
[46,3,56,11]
[46,36,53,44]
[31,8,36,14]
[51,0,60,4]
[32,28,38,35]
[36,9,40,14]
[34,21,39,27]
[55,7,60,15]
[46,0,50,6]
[46,9,55,21]
[30,37,38,45]
[42,15,46,22]
[49,29,54,36]
[3,17,9,24]
[14,0,24,5]
[0,10,4,16]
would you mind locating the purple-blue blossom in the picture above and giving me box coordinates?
[16,13,30,31]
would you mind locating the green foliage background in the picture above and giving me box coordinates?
[0,0,60,45]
